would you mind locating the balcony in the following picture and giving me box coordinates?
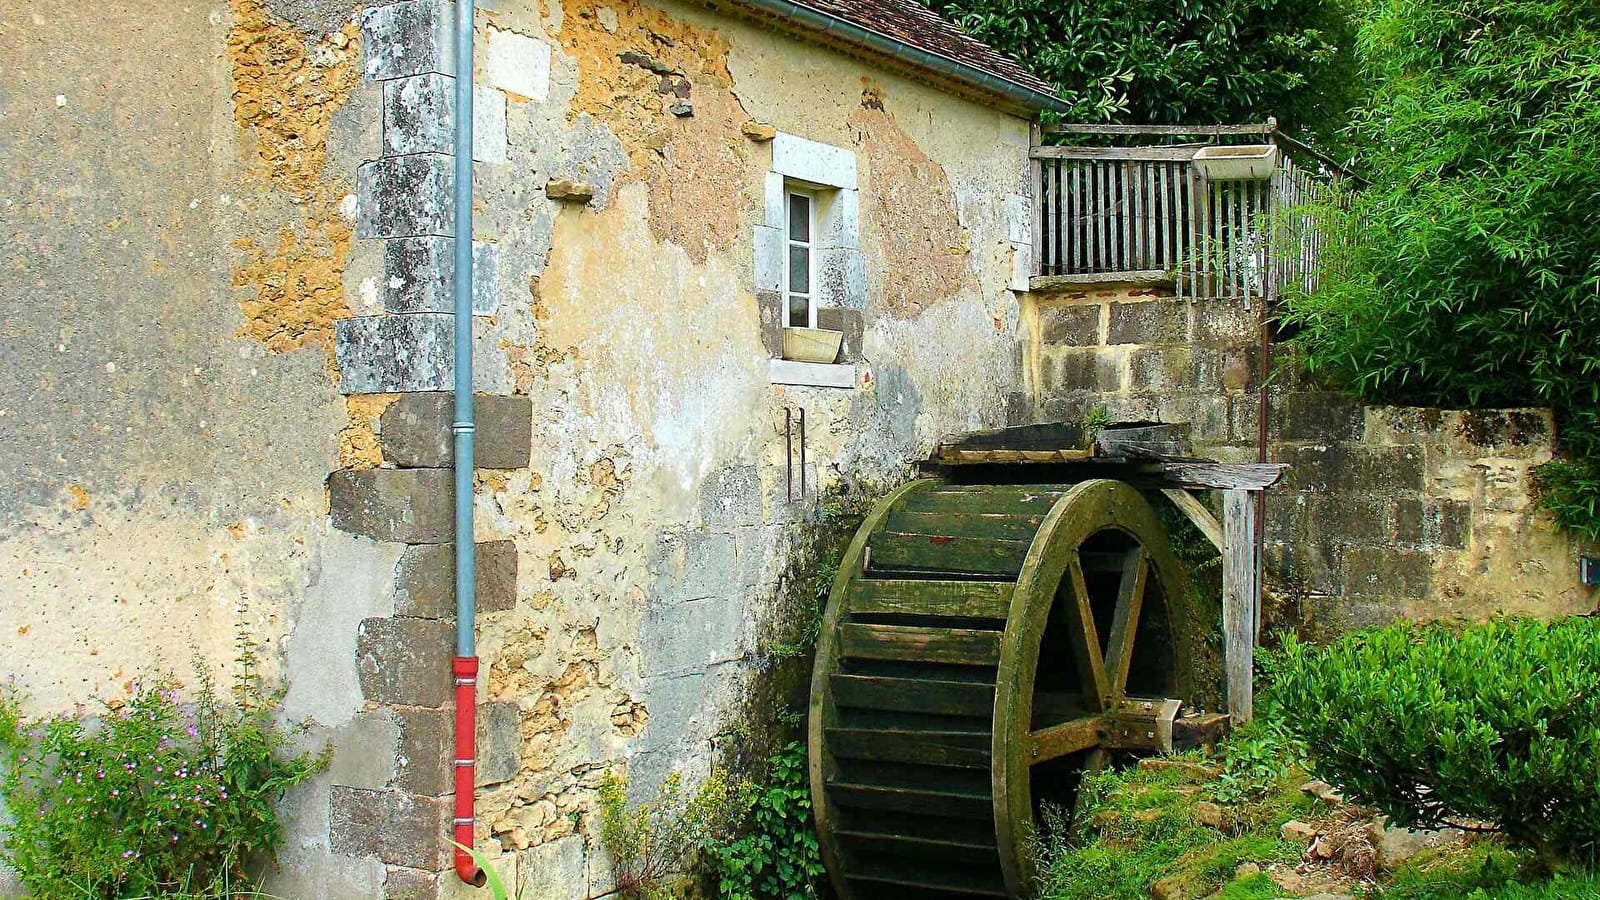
[1029,121,1353,302]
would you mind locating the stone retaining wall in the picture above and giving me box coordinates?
[1020,280,1596,631]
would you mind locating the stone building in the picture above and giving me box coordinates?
[0,0,1591,898]
[2,0,1050,896]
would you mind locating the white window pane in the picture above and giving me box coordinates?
[788,194,811,243]
[788,245,811,295]
[788,293,809,327]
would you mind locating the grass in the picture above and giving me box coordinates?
[1371,844,1600,900]
[1037,743,1313,900]
[1037,724,1600,900]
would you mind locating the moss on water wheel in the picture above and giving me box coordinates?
[808,478,1200,899]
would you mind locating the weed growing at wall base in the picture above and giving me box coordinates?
[598,769,746,900]
[0,652,328,899]
[704,741,823,900]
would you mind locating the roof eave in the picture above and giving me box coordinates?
[706,0,1069,117]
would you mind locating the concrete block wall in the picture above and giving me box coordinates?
[1022,282,1595,632]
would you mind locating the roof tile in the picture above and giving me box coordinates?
[780,0,1057,101]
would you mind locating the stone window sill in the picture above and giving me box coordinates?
[769,359,856,389]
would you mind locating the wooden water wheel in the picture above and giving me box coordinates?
[808,478,1226,899]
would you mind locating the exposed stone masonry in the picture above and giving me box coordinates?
[323,5,535,893]
[1023,280,1593,632]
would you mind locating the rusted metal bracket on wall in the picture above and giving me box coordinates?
[785,406,807,502]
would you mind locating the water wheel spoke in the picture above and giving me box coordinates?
[1026,715,1102,764]
[1103,548,1148,699]
[1064,553,1112,710]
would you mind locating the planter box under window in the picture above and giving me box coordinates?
[782,326,843,364]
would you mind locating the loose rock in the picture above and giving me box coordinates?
[1369,818,1466,869]
[545,179,595,202]
[742,120,777,141]
[1137,758,1220,781]
[1193,800,1227,828]
[1301,780,1343,804]
[1281,819,1318,846]
[1150,873,1205,900]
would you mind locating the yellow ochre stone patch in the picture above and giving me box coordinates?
[231,213,353,353]
[227,0,360,198]
[338,394,399,470]
[64,485,91,512]
[850,81,975,317]
[556,0,754,262]
[226,0,361,354]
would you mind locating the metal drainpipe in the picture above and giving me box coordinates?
[451,0,485,887]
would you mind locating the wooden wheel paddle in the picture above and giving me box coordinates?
[809,478,1224,899]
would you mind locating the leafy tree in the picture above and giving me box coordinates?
[1281,0,1600,535]
[929,0,1358,138]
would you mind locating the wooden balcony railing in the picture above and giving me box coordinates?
[1031,123,1352,300]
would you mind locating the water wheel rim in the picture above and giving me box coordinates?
[992,478,1194,898]
[808,478,935,900]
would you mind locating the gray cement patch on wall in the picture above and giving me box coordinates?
[281,528,402,727]
[265,0,362,33]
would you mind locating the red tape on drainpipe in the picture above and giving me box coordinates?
[453,656,486,886]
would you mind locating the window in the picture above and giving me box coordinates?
[785,189,817,329]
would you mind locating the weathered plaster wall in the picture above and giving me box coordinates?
[3,0,1036,895]
[0,1,411,896]
[1020,282,1599,632]
[332,0,1035,894]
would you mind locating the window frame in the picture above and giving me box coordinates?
[783,186,819,330]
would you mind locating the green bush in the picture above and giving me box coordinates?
[1271,617,1600,869]
[0,659,327,899]
[704,741,824,900]
[925,0,1358,139]
[1281,0,1600,535]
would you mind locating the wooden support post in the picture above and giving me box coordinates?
[1030,122,1044,276]
[1222,489,1259,724]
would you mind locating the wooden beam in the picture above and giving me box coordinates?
[1160,488,1224,552]
[1171,712,1231,750]
[1097,423,1191,459]
[1160,461,1286,490]
[937,447,1093,465]
[1041,122,1274,137]
[1029,271,1173,293]
[1030,145,1200,161]
[1222,490,1259,724]
[1027,717,1101,763]
[1103,549,1148,698]
[940,422,1088,451]
[1065,556,1113,710]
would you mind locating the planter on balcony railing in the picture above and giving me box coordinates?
[1193,144,1279,181]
